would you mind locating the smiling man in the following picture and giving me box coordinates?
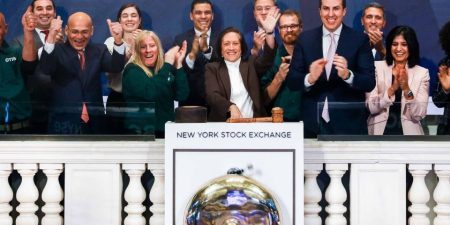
[39,12,125,134]
[286,0,375,137]
[361,2,386,60]
[173,0,219,108]
[11,0,65,134]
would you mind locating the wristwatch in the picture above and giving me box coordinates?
[406,90,414,98]
[204,46,212,54]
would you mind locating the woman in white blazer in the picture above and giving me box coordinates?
[366,26,430,135]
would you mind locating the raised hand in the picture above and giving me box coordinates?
[367,29,385,57]
[199,32,209,53]
[438,65,450,92]
[333,54,350,80]
[22,6,37,32]
[174,40,187,69]
[251,30,266,55]
[47,16,63,44]
[188,36,200,60]
[258,7,280,34]
[308,58,327,84]
[107,19,123,45]
[276,56,291,81]
[165,45,180,66]
[397,67,409,91]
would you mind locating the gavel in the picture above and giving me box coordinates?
[226,107,284,123]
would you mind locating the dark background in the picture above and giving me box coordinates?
[1,0,449,93]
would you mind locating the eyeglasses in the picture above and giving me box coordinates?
[279,24,301,31]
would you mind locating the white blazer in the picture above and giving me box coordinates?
[366,61,430,135]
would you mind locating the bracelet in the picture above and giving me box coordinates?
[266,30,274,35]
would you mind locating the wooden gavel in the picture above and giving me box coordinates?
[226,107,284,123]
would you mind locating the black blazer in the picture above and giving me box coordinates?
[39,41,125,133]
[286,24,376,137]
[173,28,219,107]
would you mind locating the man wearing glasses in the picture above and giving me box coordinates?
[248,0,278,56]
[260,9,303,122]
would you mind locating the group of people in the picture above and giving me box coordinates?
[1,0,450,138]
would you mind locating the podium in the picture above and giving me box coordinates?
[165,122,304,225]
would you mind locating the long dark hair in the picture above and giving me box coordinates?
[385,25,420,68]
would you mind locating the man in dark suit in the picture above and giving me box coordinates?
[39,12,125,134]
[361,2,386,61]
[173,0,219,107]
[286,0,375,137]
[12,0,65,134]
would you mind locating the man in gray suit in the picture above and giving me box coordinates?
[12,0,64,133]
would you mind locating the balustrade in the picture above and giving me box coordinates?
[0,138,450,224]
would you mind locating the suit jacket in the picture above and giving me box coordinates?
[286,24,376,137]
[39,41,125,134]
[432,57,450,134]
[173,28,219,107]
[205,43,276,121]
[366,61,429,135]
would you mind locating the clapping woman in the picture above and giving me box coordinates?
[366,26,430,135]
[122,31,189,137]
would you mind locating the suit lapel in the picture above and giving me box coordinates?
[218,63,232,99]
[239,61,250,92]
[33,31,44,48]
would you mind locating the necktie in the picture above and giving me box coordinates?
[322,33,337,123]
[81,103,89,123]
[40,30,49,42]
[77,50,89,123]
[78,50,85,70]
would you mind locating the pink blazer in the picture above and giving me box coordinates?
[366,61,430,135]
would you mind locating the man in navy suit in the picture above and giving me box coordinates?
[173,0,219,107]
[361,2,386,61]
[40,12,125,134]
[286,0,375,137]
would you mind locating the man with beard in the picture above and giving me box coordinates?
[361,2,386,60]
[286,0,375,137]
[39,12,125,134]
[12,0,64,134]
[173,0,219,108]
[260,9,303,121]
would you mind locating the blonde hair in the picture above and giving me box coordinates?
[131,30,165,77]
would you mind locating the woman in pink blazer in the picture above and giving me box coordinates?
[366,26,430,135]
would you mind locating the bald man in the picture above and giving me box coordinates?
[1,9,37,133]
[39,12,125,134]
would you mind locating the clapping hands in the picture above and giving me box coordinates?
[165,40,187,69]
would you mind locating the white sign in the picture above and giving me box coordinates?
[165,122,304,225]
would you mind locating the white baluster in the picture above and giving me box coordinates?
[305,164,323,225]
[148,163,164,225]
[433,165,450,225]
[0,164,13,225]
[14,164,39,225]
[325,164,348,225]
[41,164,64,225]
[408,164,432,225]
[123,164,146,225]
